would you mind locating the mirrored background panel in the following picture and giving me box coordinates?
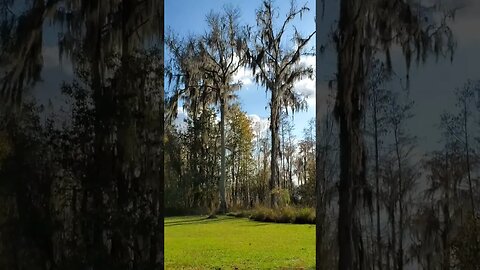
[0,1,164,269]
[316,0,480,269]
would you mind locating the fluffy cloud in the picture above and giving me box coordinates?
[294,55,316,108]
[299,54,316,69]
[229,53,254,87]
[248,114,269,136]
[174,107,188,131]
[233,67,254,87]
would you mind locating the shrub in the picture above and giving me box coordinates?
[294,207,316,224]
[238,205,315,224]
[276,206,295,223]
[249,206,274,222]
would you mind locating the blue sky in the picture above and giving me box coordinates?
[165,0,316,139]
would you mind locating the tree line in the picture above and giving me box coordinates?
[164,0,316,214]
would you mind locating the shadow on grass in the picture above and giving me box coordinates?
[238,219,316,227]
[165,216,238,227]
[241,222,271,227]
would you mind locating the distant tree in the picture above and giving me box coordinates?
[226,104,255,207]
[385,91,417,270]
[441,80,480,214]
[280,112,296,192]
[365,60,391,269]
[421,139,468,270]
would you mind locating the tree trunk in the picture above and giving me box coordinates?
[316,109,329,269]
[441,150,450,270]
[262,139,268,204]
[231,151,236,206]
[373,97,382,270]
[88,2,109,267]
[270,94,280,208]
[390,199,396,270]
[336,0,368,269]
[112,1,136,266]
[394,127,403,270]
[463,101,475,213]
[154,4,165,267]
[303,150,308,186]
[281,120,286,189]
[219,97,227,213]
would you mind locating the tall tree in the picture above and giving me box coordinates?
[384,91,416,270]
[366,60,390,270]
[330,1,455,268]
[199,7,249,213]
[441,80,480,214]
[249,0,315,207]
[165,33,218,210]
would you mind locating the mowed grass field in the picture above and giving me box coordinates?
[165,216,315,269]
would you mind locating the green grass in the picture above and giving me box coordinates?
[165,215,315,269]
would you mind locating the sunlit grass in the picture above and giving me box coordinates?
[165,215,315,269]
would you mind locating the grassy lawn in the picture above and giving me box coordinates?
[165,215,315,269]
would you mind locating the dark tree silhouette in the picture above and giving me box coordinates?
[328,0,455,269]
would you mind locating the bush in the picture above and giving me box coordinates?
[294,207,316,224]
[234,205,315,224]
[249,206,274,222]
[277,206,296,223]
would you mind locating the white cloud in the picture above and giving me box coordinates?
[227,53,254,88]
[295,77,315,107]
[248,114,269,137]
[294,55,316,108]
[174,107,188,131]
[300,55,316,69]
[233,67,254,87]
